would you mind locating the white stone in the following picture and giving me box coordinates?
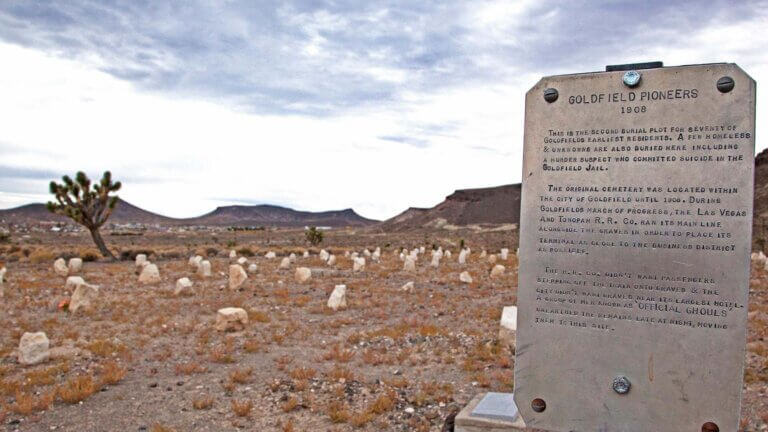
[500,248,509,260]
[404,257,416,272]
[353,257,366,272]
[279,257,291,269]
[215,307,248,332]
[229,250,237,259]
[371,250,380,262]
[237,257,248,266]
[64,276,86,292]
[303,251,309,258]
[327,285,347,310]
[458,249,468,264]
[430,254,441,268]
[445,250,452,258]
[295,267,312,283]
[319,249,330,261]
[54,258,69,277]
[0,266,5,297]
[499,306,517,352]
[363,249,371,257]
[289,253,297,263]
[68,258,83,274]
[419,246,425,254]
[344,251,350,257]
[265,251,276,259]
[401,281,414,292]
[138,264,161,284]
[18,332,49,365]
[229,264,248,290]
[490,264,506,278]
[198,260,212,277]
[489,254,497,264]
[189,255,203,268]
[135,254,147,268]
[174,277,194,296]
[479,250,487,259]
[247,263,258,274]
[459,271,473,284]
[327,254,336,266]
[70,283,99,313]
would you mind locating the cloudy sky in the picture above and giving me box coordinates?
[0,0,766,220]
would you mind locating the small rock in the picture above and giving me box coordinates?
[229,250,237,259]
[54,258,69,277]
[327,254,336,266]
[70,283,99,313]
[237,257,248,266]
[404,257,416,272]
[279,257,291,269]
[174,277,194,296]
[490,264,506,278]
[295,267,312,283]
[459,271,473,284]
[353,257,366,272]
[265,251,276,259]
[18,332,50,365]
[198,260,212,277]
[138,264,161,284]
[68,258,83,274]
[401,281,414,292]
[247,263,258,274]
[215,307,248,332]
[229,265,248,290]
[135,254,147,268]
[327,285,347,311]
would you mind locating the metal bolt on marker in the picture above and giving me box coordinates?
[622,70,641,87]
[531,398,547,413]
[543,88,558,103]
[716,76,734,93]
[612,376,631,394]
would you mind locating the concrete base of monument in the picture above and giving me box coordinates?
[455,392,527,432]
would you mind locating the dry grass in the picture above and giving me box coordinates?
[58,375,98,404]
[175,362,207,376]
[322,344,355,363]
[281,396,299,412]
[192,396,214,410]
[231,398,253,417]
[100,360,127,386]
[326,400,350,423]
[10,388,56,414]
[288,366,316,381]
[229,367,253,384]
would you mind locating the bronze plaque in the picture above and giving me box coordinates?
[514,64,755,432]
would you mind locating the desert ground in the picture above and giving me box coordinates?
[0,228,766,432]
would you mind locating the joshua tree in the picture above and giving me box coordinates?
[47,171,121,260]
[305,226,324,246]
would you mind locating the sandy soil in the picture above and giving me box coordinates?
[0,229,765,432]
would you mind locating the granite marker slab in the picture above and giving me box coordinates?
[514,63,755,432]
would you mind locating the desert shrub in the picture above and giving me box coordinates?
[80,249,100,262]
[237,247,254,257]
[29,249,56,264]
[305,227,323,245]
[0,231,10,243]
[159,250,181,260]
[205,247,219,257]
[226,240,237,248]
[119,249,154,261]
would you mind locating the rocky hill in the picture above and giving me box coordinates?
[0,200,376,228]
[379,184,522,231]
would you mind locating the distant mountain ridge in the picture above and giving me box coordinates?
[380,184,522,231]
[0,199,376,228]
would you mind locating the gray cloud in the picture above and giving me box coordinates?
[0,0,763,117]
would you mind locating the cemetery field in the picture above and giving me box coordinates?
[0,229,766,431]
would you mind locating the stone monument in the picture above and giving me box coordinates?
[515,62,755,432]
